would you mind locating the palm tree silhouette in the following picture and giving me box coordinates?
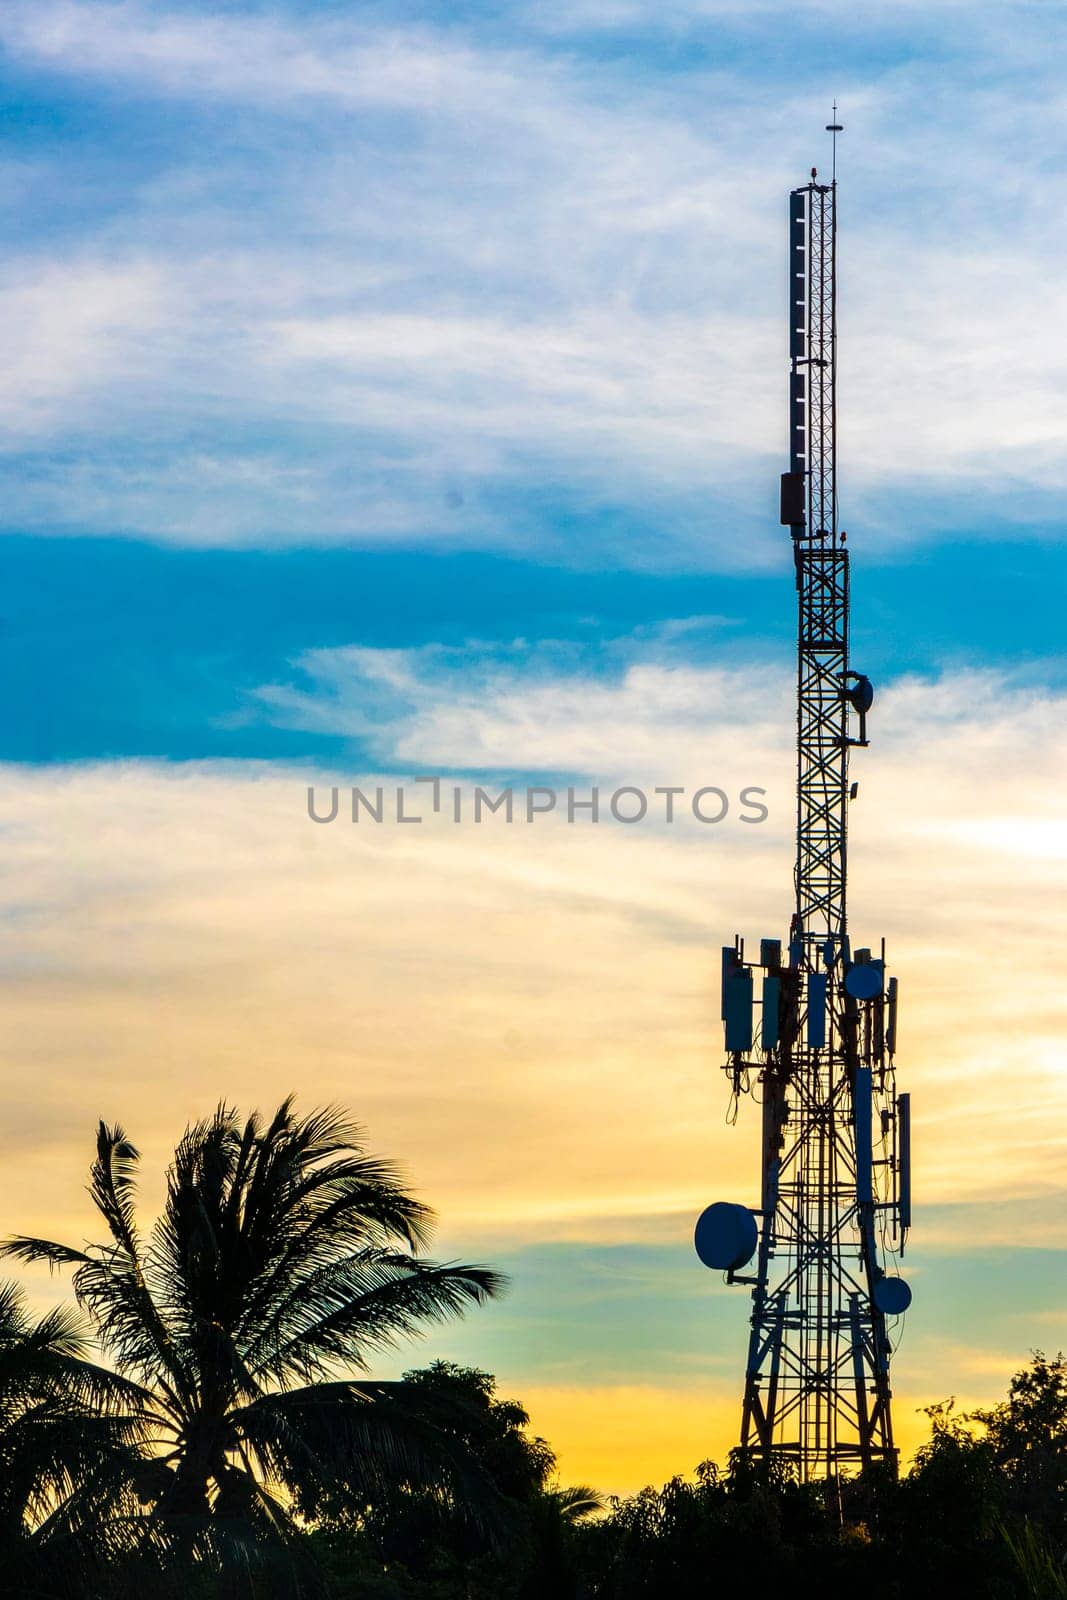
[0,1279,147,1591]
[3,1099,503,1569]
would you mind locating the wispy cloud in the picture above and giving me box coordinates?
[252,635,787,775]
[0,1,1064,554]
[0,258,168,432]
[0,658,1064,1239]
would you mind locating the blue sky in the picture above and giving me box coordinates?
[2,0,1067,573]
[1,0,1065,770]
[0,0,1065,1492]
[5,535,1066,764]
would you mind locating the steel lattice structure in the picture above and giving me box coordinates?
[695,165,913,1483]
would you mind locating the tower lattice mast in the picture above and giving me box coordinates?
[694,143,913,1482]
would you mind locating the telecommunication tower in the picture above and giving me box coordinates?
[694,129,913,1481]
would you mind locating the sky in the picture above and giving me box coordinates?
[0,0,1066,1495]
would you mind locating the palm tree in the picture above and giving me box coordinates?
[2,1100,503,1573]
[0,1278,148,1594]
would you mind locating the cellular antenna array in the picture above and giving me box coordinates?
[694,129,913,1481]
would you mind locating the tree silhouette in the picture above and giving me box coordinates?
[3,1100,503,1580]
[0,1278,148,1594]
[317,1362,602,1600]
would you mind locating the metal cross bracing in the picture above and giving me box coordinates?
[696,166,913,1485]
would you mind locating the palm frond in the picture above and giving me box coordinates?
[235,1380,511,1540]
[550,1483,606,1520]
[1,1236,94,1272]
[256,1257,504,1383]
[4,1242,193,1417]
[88,1121,143,1258]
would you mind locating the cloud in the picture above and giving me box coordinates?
[0,649,1063,1483]
[252,636,788,775]
[0,258,167,433]
[0,2,1064,553]
[0,656,1063,1247]
[253,642,1067,1216]
[0,4,540,115]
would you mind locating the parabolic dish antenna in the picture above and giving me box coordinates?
[694,1202,758,1273]
[873,1275,912,1316]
